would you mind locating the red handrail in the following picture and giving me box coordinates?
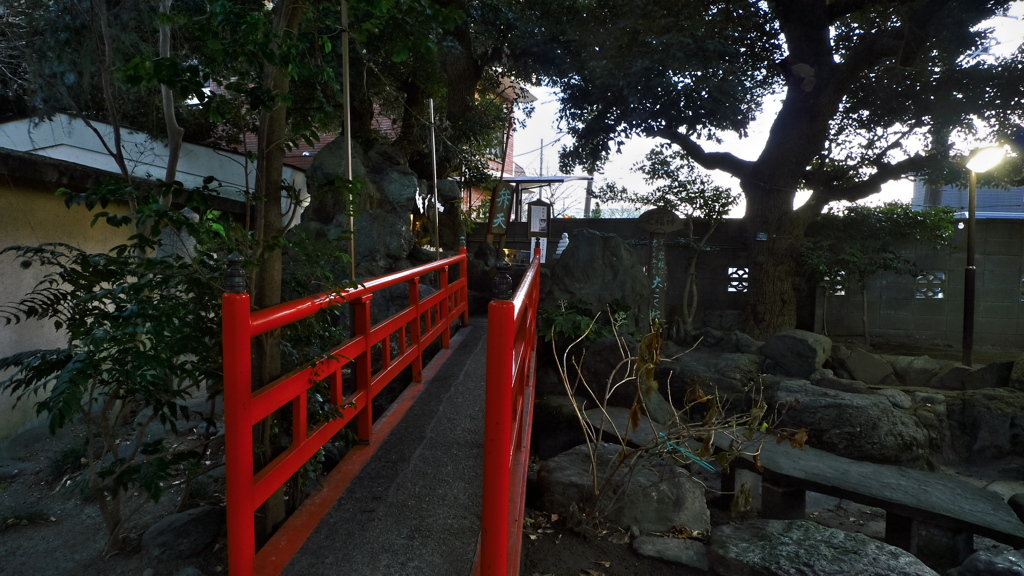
[478,246,542,576]
[222,247,469,576]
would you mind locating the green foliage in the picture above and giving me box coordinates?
[0,182,237,541]
[538,300,629,344]
[589,203,603,219]
[595,146,740,219]
[802,202,955,290]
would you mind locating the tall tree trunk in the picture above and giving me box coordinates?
[159,0,184,188]
[252,0,307,542]
[742,186,810,338]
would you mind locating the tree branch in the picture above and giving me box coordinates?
[802,153,943,213]
[651,129,754,181]
[835,0,953,86]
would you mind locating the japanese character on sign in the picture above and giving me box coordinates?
[496,188,512,208]
[492,213,507,228]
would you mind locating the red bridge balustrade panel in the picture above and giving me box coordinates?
[222,247,468,576]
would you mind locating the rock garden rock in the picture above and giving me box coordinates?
[542,229,651,336]
[708,519,939,576]
[876,388,913,409]
[536,442,709,533]
[928,363,973,391]
[140,506,224,560]
[0,459,22,480]
[658,349,762,404]
[632,536,708,571]
[772,379,929,465]
[964,361,1014,390]
[946,388,1024,459]
[760,330,832,378]
[913,392,947,407]
[884,355,952,388]
[956,549,1024,576]
[1009,493,1024,523]
[1010,352,1024,391]
[530,395,589,460]
[584,406,666,448]
[809,370,869,394]
[575,336,638,408]
[723,331,762,355]
[831,345,898,386]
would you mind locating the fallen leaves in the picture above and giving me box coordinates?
[523,511,559,540]
[776,427,809,450]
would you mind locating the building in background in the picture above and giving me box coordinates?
[913,180,1024,219]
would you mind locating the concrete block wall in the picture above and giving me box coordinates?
[819,219,1024,349]
[486,216,1024,349]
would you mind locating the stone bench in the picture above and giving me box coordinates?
[716,435,1024,564]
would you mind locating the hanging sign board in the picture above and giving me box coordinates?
[528,201,552,264]
[528,201,552,236]
[488,182,516,236]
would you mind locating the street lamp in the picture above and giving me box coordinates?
[962,146,1007,366]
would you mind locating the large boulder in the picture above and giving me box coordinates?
[760,330,831,378]
[543,229,651,336]
[946,388,1024,459]
[141,506,224,560]
[658,350,762,404]
[632,536,708,571]
[809,369,869,394]
[830,345,898,386]
[576,336,637,407]
[964,361,1014,390]
[1010,353,1024,391]
[928,363,973,391]
[536,442,710,533]
[708,520,939,576]
[772,379,929,465]
[956,549,1024,576]
[883,355,953,388]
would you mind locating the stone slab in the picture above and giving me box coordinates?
[716,436,1024,547]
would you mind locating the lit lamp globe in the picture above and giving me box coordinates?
[966,146,1007,173]
[961,145,1007,366]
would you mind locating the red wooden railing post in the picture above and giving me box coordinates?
[351,294,374,442]
[459,239,469,325]
[408,277,423,382]
[223,255,255,576]
[481,298,515,576]
[439,265,451,348]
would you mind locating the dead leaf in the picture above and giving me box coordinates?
[550,513,559,522]
[607,532,630,544]
[594,560,611,567]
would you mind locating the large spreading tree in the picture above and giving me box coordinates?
[522,0,1024,336]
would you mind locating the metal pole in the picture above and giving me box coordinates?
[430,98,440,260]
[962,170,977,367]
[342,1,355,279]
[583,172,593,218]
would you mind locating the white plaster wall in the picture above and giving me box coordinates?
[0,185,133,445]
[0,115,308,225]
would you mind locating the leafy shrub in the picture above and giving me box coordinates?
[0,183,236,545]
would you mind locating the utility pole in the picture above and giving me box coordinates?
[583,172,594,218]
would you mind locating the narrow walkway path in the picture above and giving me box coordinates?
[281,316,487,576]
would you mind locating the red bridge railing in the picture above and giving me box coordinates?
[477,246,542,576]
[221,247,468,576]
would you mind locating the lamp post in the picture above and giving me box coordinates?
[962,146,1006,366]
